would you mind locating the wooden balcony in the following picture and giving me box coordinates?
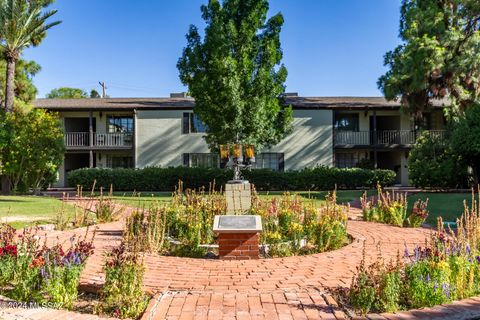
[64,132,133,150]
[333,130,445,148]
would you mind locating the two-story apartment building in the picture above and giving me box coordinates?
[34,95,446,187]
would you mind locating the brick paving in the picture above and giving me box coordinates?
[4,200,480,319]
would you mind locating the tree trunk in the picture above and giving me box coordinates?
[1,175,10,195]
[5,57,16,113]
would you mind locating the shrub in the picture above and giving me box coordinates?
[349,246,402,315]
[409,131,468,189]
[97,244,149,319]
[361,186,408,227]
[0,224,95,309]
[405,199,429,228]
[0,105,64,193]
[68,166,396,191]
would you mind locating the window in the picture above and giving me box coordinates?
[182,113,207,134]
[334,113,359,131]
[253,153,284,171]
[107,116,134,133]
[183,153,219,168]
[106,156,134,168]
[335,153,358,168]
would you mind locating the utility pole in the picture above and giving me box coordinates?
[98,81,107,98]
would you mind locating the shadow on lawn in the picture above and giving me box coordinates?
[0,199,29,203]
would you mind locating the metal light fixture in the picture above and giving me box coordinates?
[219,143,256,181]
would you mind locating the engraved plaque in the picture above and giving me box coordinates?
[213,215,262,233]
[219,216,256,229]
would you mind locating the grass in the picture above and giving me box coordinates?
[406,192,475,226]
[0,196,76,229]
[106,190,374,209]
[2,190,472,230]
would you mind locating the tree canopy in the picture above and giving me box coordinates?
[177,0,293,149]
[0,103,64,192]
[0,0,61,111]
[0,57,39,103]
[451,103,480,184]
[46,87,88,99]
[378,0,480,115]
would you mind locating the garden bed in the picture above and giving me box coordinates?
[123,187,352,258]
[334,188,480,318]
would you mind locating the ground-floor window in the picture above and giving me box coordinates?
[106,155,134,168]
[182,152,285,171]
[253,153,284,171]
[183,153,219,168]
[335,152,358,168]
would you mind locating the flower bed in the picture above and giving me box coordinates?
[340,190,480,316]
[123,186,350,258]
[0,223,95,309]
[361,186,429,227]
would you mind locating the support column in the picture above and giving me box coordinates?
[89,111,94,168]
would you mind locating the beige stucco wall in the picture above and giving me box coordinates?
[135,109,334,170]
[262,109,333,170]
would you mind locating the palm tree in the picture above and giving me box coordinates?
[0,0,61,112]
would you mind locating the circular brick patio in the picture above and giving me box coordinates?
[6,201,480,319]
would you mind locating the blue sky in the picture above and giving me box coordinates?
[24,0,402,98]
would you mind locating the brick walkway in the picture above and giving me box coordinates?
[4,200,480,319]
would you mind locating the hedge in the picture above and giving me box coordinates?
[67,166,396,191]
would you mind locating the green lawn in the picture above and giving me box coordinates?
[107,190,373,209]
[2,190,469,230]
[407,192,476,226]
[0,196,76,229]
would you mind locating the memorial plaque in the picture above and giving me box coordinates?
[219,216,256,229]
[213,215,262,233]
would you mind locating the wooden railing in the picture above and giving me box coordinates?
[334,130,446,146]
[64,132,133,149]
[64,132,89,147]
[93,133,133,147]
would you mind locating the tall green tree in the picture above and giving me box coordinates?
[177,0,292,149]
[46,87,88,99]
[0,57,39,103]
[378,0,480,115]
[451,103,480,184]
[0,0,61,112]
[1,103,64,192]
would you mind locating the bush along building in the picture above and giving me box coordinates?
[34,93,447,187]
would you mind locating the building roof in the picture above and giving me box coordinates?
[33,96,446,111]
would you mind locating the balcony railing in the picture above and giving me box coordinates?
[334,130,446,147]
[64,132,133,149]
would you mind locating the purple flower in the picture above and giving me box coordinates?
[442,283,451,299]
[425,274,431,283]
[475,256,480,264]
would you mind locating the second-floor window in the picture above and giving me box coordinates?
[334,113,359,131]
[182,112,207,134]
[108,116,134,133]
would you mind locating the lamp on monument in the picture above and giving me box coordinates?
[244,145,255,164]
[219,144,229,165]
